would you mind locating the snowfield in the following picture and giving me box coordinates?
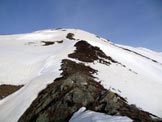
[0,29,162,122]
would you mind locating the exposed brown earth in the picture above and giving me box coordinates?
[68,40,137,74]
[26,40,63,46]
[68,40,118,66]
[66,33,75,40]
[41,41,55,46]
[56,40,63,43]
[0,84,23,100]
[41,40,63,46]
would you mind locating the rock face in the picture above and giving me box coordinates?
[0,85,23,100]
[18,59,154,122]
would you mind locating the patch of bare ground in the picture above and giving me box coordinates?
[68,40,137,74]
[56,40,63,43]
[0,84,23,100]
[68,40,118,66]
[25,40,63,46]
[41,41,55,46]
[42,40,63,46]
[66,33,75,40]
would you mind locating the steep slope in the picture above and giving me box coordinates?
[0,29,162,122]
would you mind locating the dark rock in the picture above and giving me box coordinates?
[66,33,75,40]
[68,40,118,66]
[0,84,23,100]
[56,40,63,43]
[41,41,55,46]
[18,59,156,122]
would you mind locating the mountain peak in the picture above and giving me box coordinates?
[0,28,162,122]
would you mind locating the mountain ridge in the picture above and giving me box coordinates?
[0,28,162,122]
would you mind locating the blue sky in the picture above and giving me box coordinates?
[0,0,162,51]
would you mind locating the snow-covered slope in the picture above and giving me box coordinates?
[69,107,132,122]
[0,29,162,122]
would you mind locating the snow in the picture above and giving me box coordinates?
[0,32,75,85]
[0,31,76,122]
[0,73,59,122]
[69,29,162,117]
[0,29,162,121]
[69,107,132,122]
[90,62,162,117]
[117,45,162,64]
[17,33,55,41]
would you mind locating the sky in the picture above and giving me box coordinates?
[0,0,162,51]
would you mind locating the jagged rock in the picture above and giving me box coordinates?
[18,59,154,122]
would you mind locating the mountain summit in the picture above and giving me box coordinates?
[0,29,162,122]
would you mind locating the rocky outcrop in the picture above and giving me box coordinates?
[68,40,118,65]
[0,85,23,100]
[66,33,75,40]
[18,59,155,122]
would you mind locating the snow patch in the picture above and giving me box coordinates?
[69,107,132,122]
